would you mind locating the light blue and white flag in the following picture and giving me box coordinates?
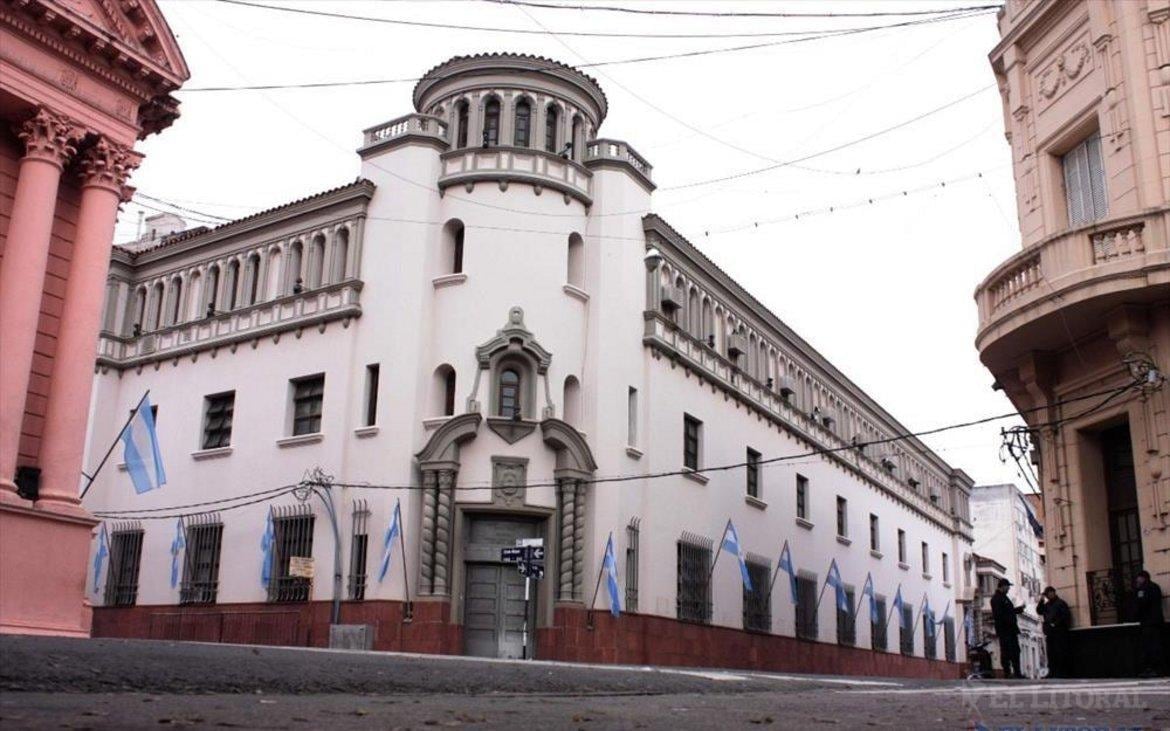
[777,540,797,604]
[892,584,905,627]
[92,524,108,596]
[922,596,935,637]
[860,572,878,624]
[170,518,185,589]
[720,520,752,592]
[964,607,976,646]
[825,558,848,612]
[260,508,274,586]
[121,395,166,494]
[378,499,402,583]
[603,532,622,617]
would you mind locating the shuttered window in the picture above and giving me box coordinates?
[1062,133,1107,227]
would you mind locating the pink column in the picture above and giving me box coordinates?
[0,108,78,501]
[36,138,140,513]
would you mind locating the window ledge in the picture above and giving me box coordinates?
[277,433,324,448]
[898,561,910,571]
[191,446,233,461]
[563,283,589,302]
[943,581,952,589]
[745,495,767,511]
[625,446,643,459]
[354,425,380,439]
[795,517,814,531]
[869,549,883,560]
[432,273,467,289]
[836,535,852,547]
[682,468,709,485]
[922,573,933,581]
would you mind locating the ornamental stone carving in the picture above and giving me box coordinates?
[1036,40,1091,101]
[491,457,528,507]
[434,469,455,595]
[16,107,80,167]
[79,137,141,191]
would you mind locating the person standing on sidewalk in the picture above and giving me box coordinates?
[1135,571,1164,678]
[991,578,1026,679]
[1037,586,1071,678]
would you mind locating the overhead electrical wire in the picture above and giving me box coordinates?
[484,0,1003,19]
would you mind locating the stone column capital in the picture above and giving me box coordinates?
[78,137,142,193]
[15,107,81,169]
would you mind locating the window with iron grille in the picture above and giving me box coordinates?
[837,588,856,646]
[923,620,937,659]
[900,605,915,655]
[291,374,324,436]
[625,518,640,613]
[795,574,818,640]
[180,514,223,605]
[872,597,888,651]
[676,533,711,623]
[796,474,808,520]
[268,505,315,602]
[104,523,144,607]
[742,557,771,632]
[1062,132,1106,227]
[836,496,848,538]
[943,616,956,662]
[869,514,880,552]
[745,448,760,499]
[202,392,234,449]
[683,415,702,470]
[348,500,370,600]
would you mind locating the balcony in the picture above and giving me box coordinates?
[975,207,1170,370]
[438,146,594,206]
[584,138,654,191]
[97,280,363,369]
[358,113,448,157]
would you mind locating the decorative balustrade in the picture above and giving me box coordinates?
[1091,221,1145,263]
[584,138,654,188]
[97,280,363,368]
[989,254,1042,311]
[642,312,956,528]
[438,147,593,205]
[360,114,448,152]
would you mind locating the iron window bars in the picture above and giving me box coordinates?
[348,499,370,600]
[872,597,888,651]
[900,605,915,655]
[743,556,772,633]
[837,588,856,646]
[795,575,818,640]
[104,522,144,607]
[180,513,224,605]
[292,375,324,436]
[676,532,712,623]
[267,503,315,602]
[625,518,640,613]
[943,616,956,662]
[202,392,234,449]
[924,621,938,660]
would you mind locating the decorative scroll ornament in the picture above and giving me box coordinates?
[16,107,80,166]
[79,137,142,191]
[1038,43,1091,100]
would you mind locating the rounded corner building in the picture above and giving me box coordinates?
[84,53,975,678]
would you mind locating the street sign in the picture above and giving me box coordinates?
[518,562,545,579]
[500,547,524,563]
[516,538,544,548]
[526,546,545,561]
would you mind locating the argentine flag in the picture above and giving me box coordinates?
[720,520,752,592]
[121,395,166,494]
[92,524,108,596]
[826,558,849,612]
[892,585,905,627]
[260,508,275,586]
[923,597,935,637]
[777,540,797,604]
[378,499,402,583]
[170,518,185,589]
[860,572,878,623]
[603,533,622,617]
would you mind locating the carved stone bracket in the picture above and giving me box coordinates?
[16,107,81,168]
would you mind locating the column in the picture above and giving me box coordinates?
[36,138,140,512]
[558,479,575,601]
[434,469,455,596]
[573,481,585,601]
[420,469,438,594]
[0,108,79,499]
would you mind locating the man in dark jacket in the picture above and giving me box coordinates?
[991,578,1026,678]
[1037,586,1072,678]
[1135,570,1164,677]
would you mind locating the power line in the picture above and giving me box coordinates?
[214,0,993,40]
[486,0,1003,19]
[135,192,232,222]
[92,485,300,520]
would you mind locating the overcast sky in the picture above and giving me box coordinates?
[128,0,1031,488]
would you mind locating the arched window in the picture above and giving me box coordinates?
[432,364,457,417]
[563,376,581,427]
[702,299,714,343]
[131,287,147,334]
[443,219,465,275]
[571,116,583,161]
[149,282,164,330]
[167,277,183,326]
[205,264,220,315]
[308,234,325,289]
[483,98,500,146]
[544,104,559,153]
[266,248,283,299]
[688,289,700,337]
[498,368,521,419]
[514,99,531,147]
[332,228,350,282]
[286,241,304,294]
[226,259,240,310]
[455,100,469,148]
[566,233,584,288]
[246,253,261,306]
[674,276,687,328]
[185,270,202,321]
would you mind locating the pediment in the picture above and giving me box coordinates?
[39,0,189,84]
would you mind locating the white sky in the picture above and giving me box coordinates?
[127,0,1032,488]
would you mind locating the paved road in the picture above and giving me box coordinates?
[1,636,1167,729]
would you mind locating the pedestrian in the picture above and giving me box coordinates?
[1135,570,1164,678]
[991,578,1026,679]
[1037,586,1071,678]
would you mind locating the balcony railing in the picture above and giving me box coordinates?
[975,207,1169,342]
[584,138,654,189]
[438,146,594,206]
[98,280,363,368]
[360,113,448,154]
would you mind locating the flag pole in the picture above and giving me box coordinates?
[706,519,730,587]
[397,499,412,622]
[768,541,785,597]
[910,592,928,643]
[79,390,150,500]
[586,537,608,631]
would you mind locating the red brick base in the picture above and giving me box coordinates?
[92,602,960,679]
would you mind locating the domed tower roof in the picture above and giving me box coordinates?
[412,53,608,127]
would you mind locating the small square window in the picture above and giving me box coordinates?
[202,392,234,450]
[291,375,324,436]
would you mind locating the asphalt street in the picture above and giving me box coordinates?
[1,636,1167,729]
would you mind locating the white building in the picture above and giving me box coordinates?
[970,483,1047,677]
[83,54,974,677]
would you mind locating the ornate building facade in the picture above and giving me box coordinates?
[0,0,187,636]
[975,0,1170,674]
[84,54,974,677]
